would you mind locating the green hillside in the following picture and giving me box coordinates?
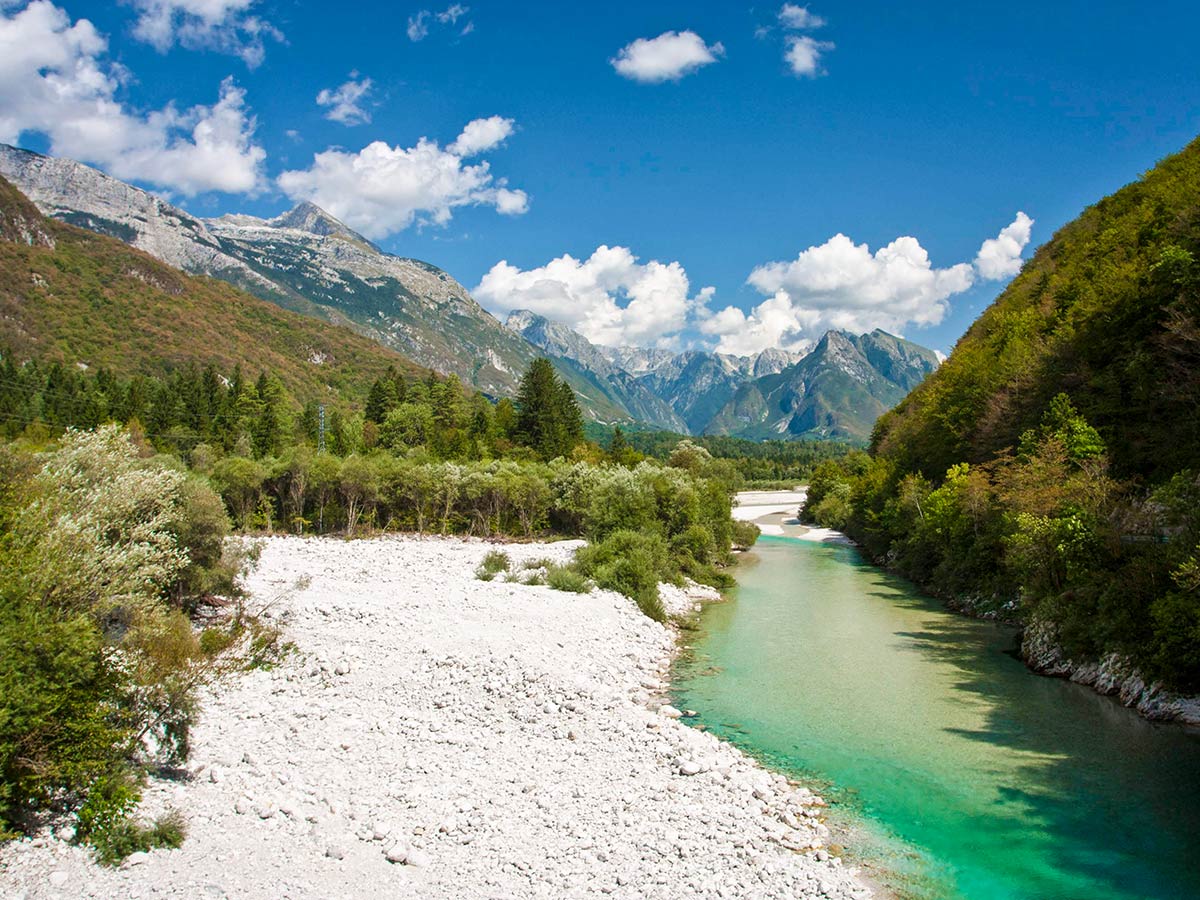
[0,176,424,407]
[874,138,1200,479]
[806,137,1200,691]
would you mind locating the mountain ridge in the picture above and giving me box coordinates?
[506,308,938,442]
[0,174,426,405]
[0,143,536,397]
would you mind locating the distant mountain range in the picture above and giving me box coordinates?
[506,309,940,442]
[0,143,940,441]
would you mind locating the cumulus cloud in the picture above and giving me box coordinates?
[0,1,265,195]
[447,115,513,157]
[276,117,527,238]
[474,246,714,348]
[702,213,1034,355]
[974,210,1034,279]
[316,74,373,126]
[611,30,724,83]
[127,0,282,67]
[778,4,825,30]
[784,34,832,76]
[408,4,472,41]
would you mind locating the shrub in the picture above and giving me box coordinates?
[77,774,187,865]
[475,549,511,581]
[575,530,668,622]
[732,520,761,550]
[0,427,233,840]
[546,565,591,593]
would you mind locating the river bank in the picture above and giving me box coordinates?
[0,534,872,900]
[747,489,1200,726]
[673,530,1200,900]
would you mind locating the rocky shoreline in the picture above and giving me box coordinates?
[0,535,873,900]
[1021,619,1200,726]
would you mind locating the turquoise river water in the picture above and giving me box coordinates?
[671,535,1200,900]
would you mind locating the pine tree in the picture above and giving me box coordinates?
[515,359,584,459]
[554,380,584,457]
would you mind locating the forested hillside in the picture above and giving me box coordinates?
[804,137,1200,692]
[0,176,425,406]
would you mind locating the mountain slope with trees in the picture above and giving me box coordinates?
[805,136,1200,700]
[0,175,424,407]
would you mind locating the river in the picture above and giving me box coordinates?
[671,495,1200,900]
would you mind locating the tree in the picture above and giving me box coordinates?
[515,359,584,460]
[339,455,380,535]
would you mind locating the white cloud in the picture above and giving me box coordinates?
[436,3,467,24]
[0,1,265,195]
[127,0,282,67]
[408,5,472,41]
[611,30,724,83]
[702,214,1034,355]
[974,210,1033,279]
[784,34,833,76]
[447,115,513,157]
[474,246,714,348]
[778,4,825,30]
[406,10,429,41]
[316,75,373,126]
[276,117,528,238]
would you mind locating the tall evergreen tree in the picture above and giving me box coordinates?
[515,358,584,459]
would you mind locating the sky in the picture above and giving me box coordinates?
[1,0,1199,356]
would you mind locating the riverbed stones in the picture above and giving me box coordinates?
[0,535,871,900]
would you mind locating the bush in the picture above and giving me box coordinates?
[575,531,669,622]
[732,520,761,550]
[0,427,233,840]
[546,565,591,593]
[475,549,511,581]
[77,774,187,865]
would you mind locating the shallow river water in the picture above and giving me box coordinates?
[671,535,1200,900]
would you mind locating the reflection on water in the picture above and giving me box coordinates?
[672,536,1200,900]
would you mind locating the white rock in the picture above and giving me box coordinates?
[404,848,431,867]
[385,843,409,864]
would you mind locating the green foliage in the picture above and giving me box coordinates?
[575,531,669,622]
[476,550,511,581]
[0,427,234,837]
[589,423,854,484]
[77,774,186,865]
[514,358,584,460]
[817,136,1200,689]
[545,565,592,593]
[731,520,761,550]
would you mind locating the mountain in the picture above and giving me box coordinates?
[509,311,932,442]
[873,137,1200,482]
[705,330,941,442]
[0,174,423,404]
[504,310,686,431]
[0,144,536,397]
[819,135,1200,703]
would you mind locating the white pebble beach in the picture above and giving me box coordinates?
[0,534,873,900]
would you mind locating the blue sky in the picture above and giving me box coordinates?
[2,1,1199,355]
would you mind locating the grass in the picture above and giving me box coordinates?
[475,550,511,581]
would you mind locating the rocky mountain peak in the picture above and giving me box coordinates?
[270,201,370,245]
